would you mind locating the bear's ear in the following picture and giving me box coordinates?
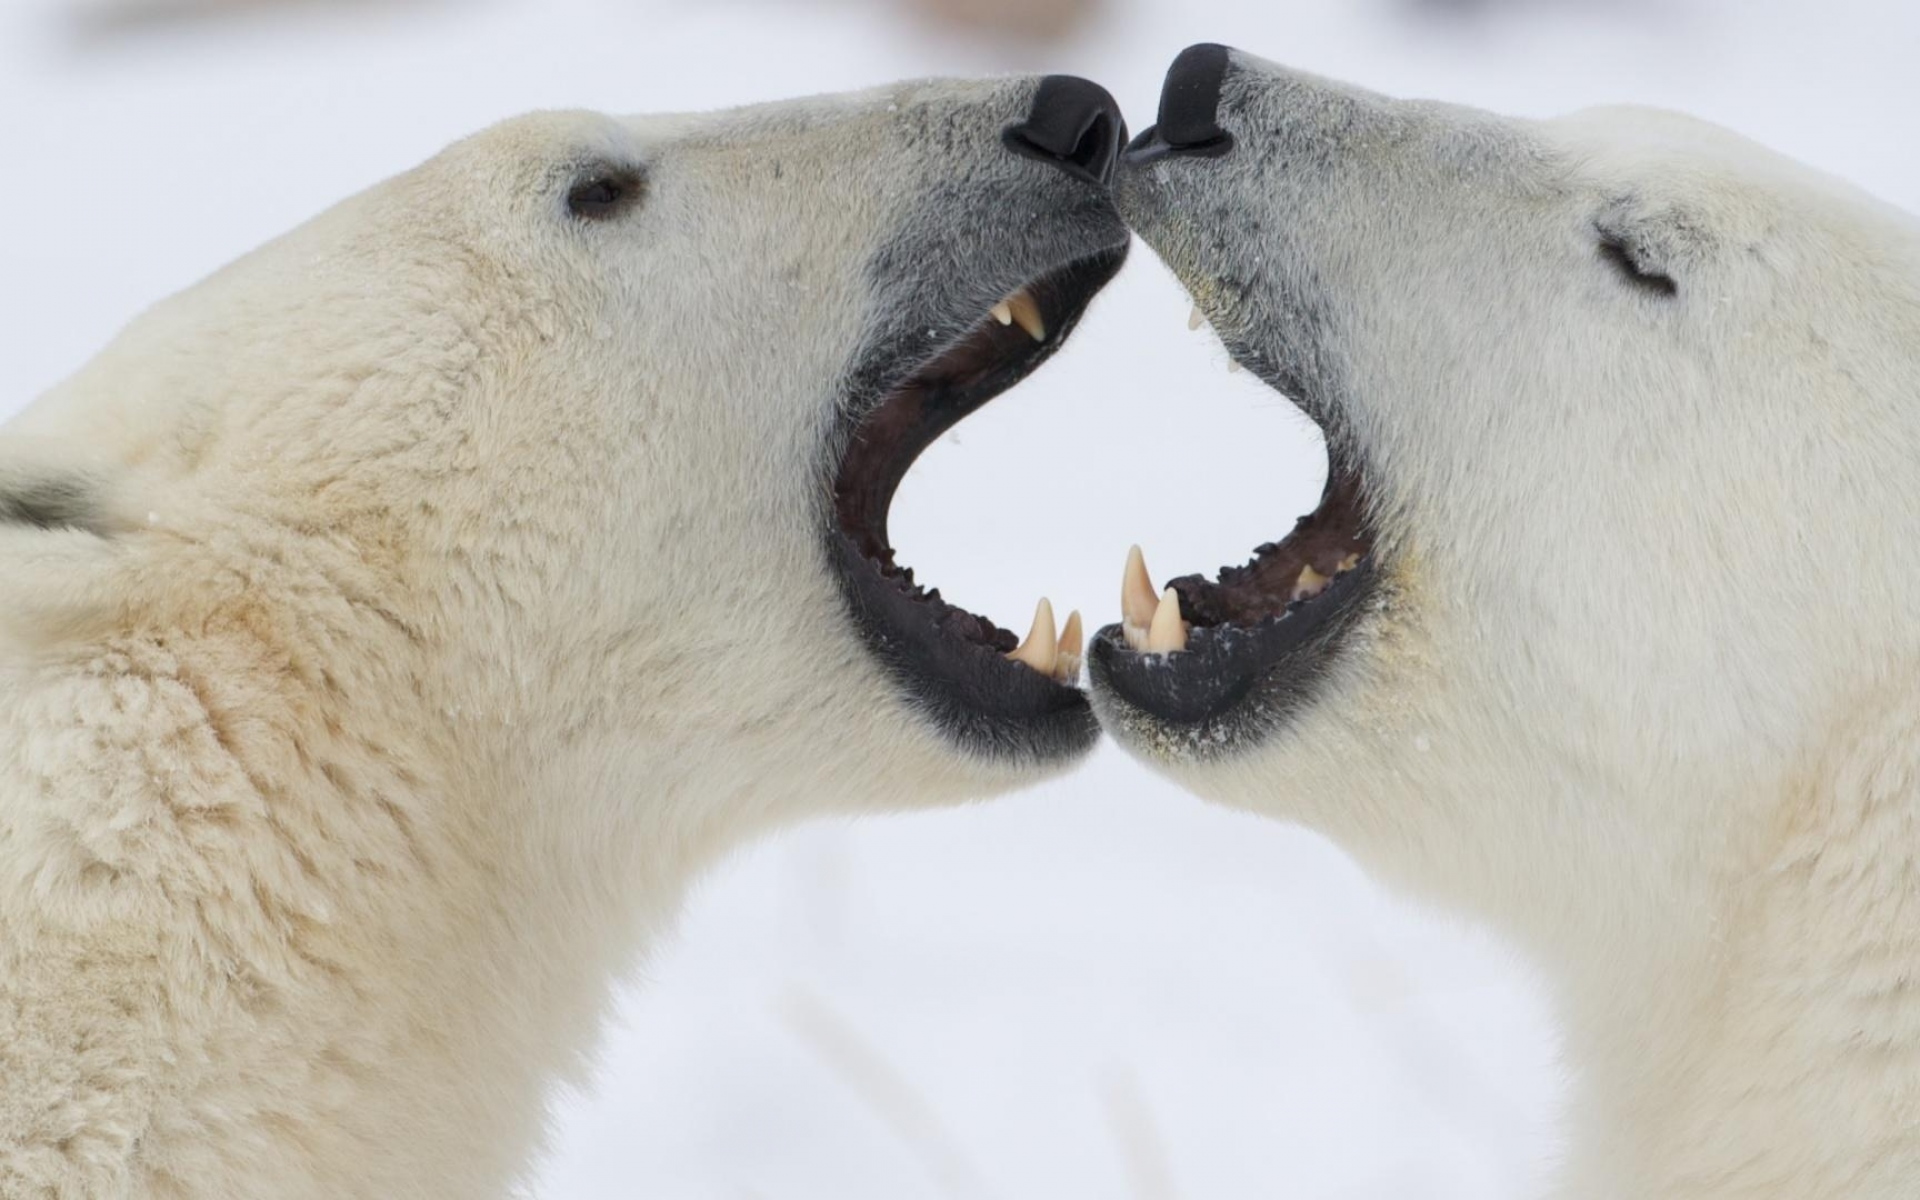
[1,467,106,533]
[0,443,128,539]
[0,441,138,650]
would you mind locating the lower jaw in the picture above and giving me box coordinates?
[1088,556,1378,757]
[828,533,1099,766]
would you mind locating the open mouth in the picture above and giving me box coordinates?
[1089,305,1379,740]
[828,243,1126,760]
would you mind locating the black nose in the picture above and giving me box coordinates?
[1003,75,1127,187]
[1123,43,1235,164]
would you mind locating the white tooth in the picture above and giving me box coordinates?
[1336,552,1362,574]
[1121,545,1158,651]
[990,300,1014,326]
[1187,303,1205,332]
[1053,610,1084,683]
[1227,358,1243,374]
[1007,290,1047,342]
[1007,597,1059,675]
[1147,587,1188,654]
[1057,609,1084,658]
[1292,565,1330,601]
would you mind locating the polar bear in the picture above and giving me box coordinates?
[1091,45,1920,1200]
[0,77,1127,1197]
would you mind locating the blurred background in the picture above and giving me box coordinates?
[4,0,1915,1195]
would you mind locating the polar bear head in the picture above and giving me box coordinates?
[1,79,1134,1199]
[6,78,1128,842]
[1090,47,1920,1179]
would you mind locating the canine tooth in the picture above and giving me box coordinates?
[1007,597,1059,674]
[1053,610,1084,683]
[1121,545,1158,651]
[1187,303,1205,332]
[1292,565,1330,601]
[990,300,1014,326]
[1337,553,1362,574]
[1057,609,1084,658]
[1147,588,1188,654]
[1007,290,1046,342]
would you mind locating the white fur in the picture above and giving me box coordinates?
[1105,56,1920,1198]
[0,83,1086,1198]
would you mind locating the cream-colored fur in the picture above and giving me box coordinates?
[0,82,1103,1198]
[1100,54,1920,1198]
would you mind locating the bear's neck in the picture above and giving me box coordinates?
[122,508,726,1197]
[1549,707,1920,1200]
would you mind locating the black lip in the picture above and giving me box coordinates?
[827,241,1127,765]
[831,534,1101,760]
[1089,558,1376,754]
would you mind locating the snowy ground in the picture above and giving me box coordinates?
[3,0,1915,1195]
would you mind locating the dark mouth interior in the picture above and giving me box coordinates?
[832,247,1125,666]
[1168,464,1372,635]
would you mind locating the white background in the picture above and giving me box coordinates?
[4,0,1915,1195]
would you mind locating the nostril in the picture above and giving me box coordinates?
[1065,112,1120,179]
[1003,74,1127,187]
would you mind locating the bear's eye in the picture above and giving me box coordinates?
[567,169,644,221]
[1598,234,1678,299]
